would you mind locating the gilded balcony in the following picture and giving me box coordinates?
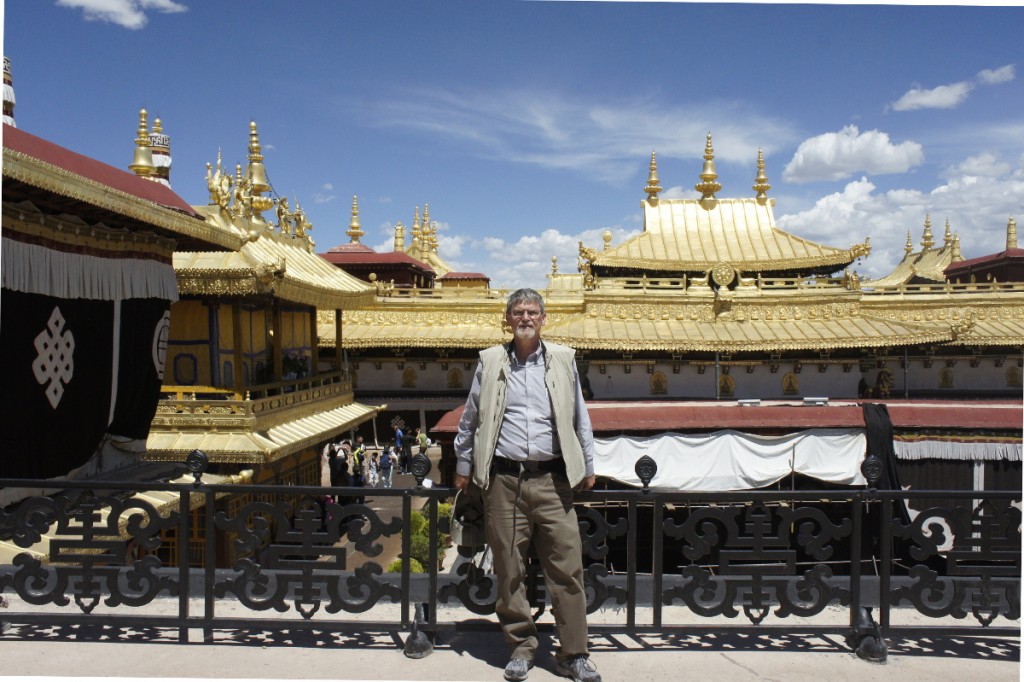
[143,371,382,465]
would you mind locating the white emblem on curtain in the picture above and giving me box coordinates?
[32,306,75,409]
[152,310,170,381]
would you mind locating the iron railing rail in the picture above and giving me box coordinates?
[1,456,1019,662]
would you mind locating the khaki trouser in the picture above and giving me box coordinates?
[484,470,589,663]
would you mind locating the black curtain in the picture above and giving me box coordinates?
[107,298,172,439]
[1,289,114,479]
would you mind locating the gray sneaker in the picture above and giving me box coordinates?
[556,655,601,682]
[503,658,532,681]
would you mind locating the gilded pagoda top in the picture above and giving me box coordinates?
[583,138,870,279]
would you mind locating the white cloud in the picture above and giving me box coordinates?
[322,182,334,191]
[363,88,796,184]
[942,152,1012,180]
[892,82,973,111]
[782,126,924,183]
[777,155,1024,281]
[57,0,187,30]
[458,226,639,290]
[977,64,1015,85]
[892,64,1015,111]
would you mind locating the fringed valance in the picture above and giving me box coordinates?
[894,439,1022,462]
[2,236,179,301]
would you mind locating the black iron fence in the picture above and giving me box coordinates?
[1,452,1019,663]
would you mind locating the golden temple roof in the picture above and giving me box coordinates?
[175,217,376,309]
[870,216,961,286]
[541,312,955,353]
[591,196,870,275]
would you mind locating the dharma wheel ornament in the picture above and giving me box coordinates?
[711,262,736,288]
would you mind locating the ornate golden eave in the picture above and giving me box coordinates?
[174,227,376,309]
[2,146,245,252]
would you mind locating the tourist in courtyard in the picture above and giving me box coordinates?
[454,288,600,682]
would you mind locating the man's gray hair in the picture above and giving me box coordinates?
[505,288,545,316]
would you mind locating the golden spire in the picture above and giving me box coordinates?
[644,151,662,202]
[411,206,422,249]
[347,195,364,244]
[394,220,406,251]
[694,132,721,201]
[129,108,155,178]
[905,230,914,255]
[247,120,270,194]
[428,221,439,254]
[943,218,953,247]
[752,148,771,203]
[951,233,962,261]
[1007,217,1018,250]
[920,214,934,249]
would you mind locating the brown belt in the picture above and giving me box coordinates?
[492,456,565,476]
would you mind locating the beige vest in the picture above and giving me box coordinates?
[470,341,587,490]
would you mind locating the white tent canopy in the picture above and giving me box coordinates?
[593,428,868,491]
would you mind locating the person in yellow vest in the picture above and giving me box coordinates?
[454,288,600,682]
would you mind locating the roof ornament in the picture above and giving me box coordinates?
[920,214,935,250]
[205,149,234,210]
[904,229,914,255]
[1007,216,1017,250]
[149,116,171,187]
[603,230,613,250]
[246,120,271,194]
[694,132,721,203]
[3,56,16,128]
[347,195,364,244]
[129,108,156,178]
[752,148,771,204]
[578,241,597,290]
[394,220,406,251]
[951,233,963,261]
[644,151,662,203]
[408,206,421,250]
[551,256,558,274]
[943,218,953,248]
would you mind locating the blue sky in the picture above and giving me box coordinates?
[4,1,1022,290]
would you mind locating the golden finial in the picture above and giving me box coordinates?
[551,256,559,274]
[347,195,364,244]
[129,108,155,177]
[246,120,271,194]
[921,214,934,250]
[644,151,662,202]
[943,218,953,247]
[428,221,439,253]
[423,204,430,231]
[952,233,962,261]
[603,230,613,250]
[411,206,422,248]
[394,220,406,251]
[694,132,721,201]
[752,148,771,203]
[905,230,914,255]
[1007,217,1018,250]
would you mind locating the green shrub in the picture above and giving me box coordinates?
[387,557,424,573]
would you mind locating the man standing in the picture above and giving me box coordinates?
[454,288,600,682]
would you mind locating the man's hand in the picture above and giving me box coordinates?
[454,473,470,491]
[578,474,596,491]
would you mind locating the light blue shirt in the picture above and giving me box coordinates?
[455,344,596,477]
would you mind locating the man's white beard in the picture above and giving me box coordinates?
[514,326,537,341]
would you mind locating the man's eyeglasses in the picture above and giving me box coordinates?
[510,309,543,319]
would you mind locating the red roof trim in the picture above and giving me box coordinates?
[3,124,198,216]
[439,271,489,280]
